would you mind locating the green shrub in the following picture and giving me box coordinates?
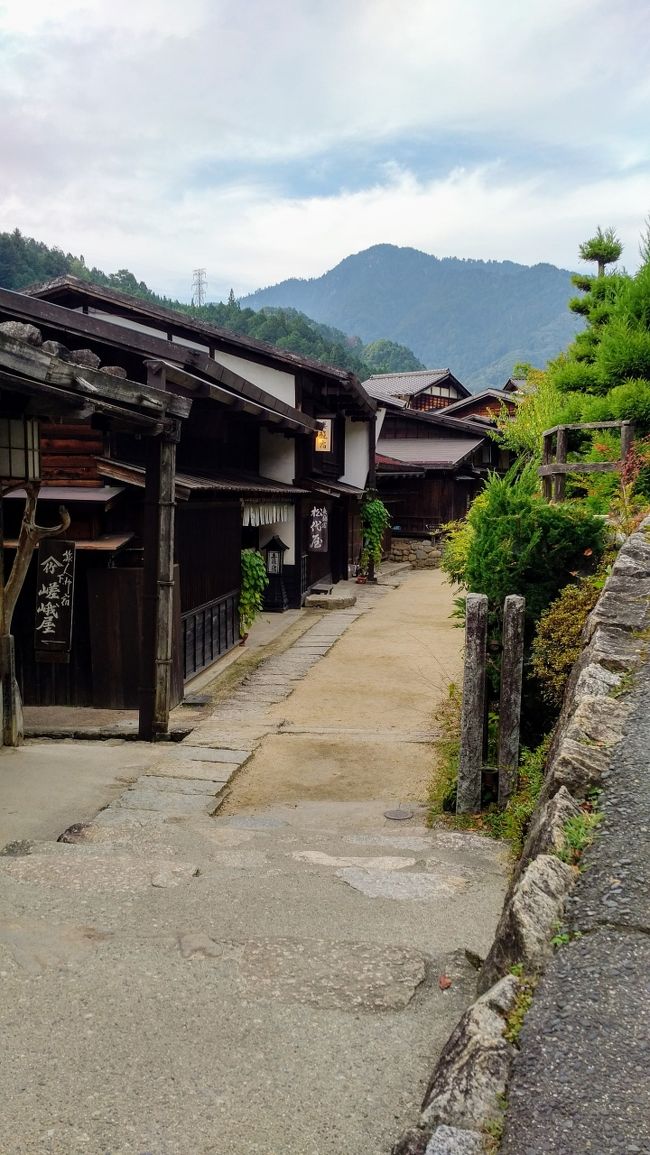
[484,738,549,853]
[557,811,603,865]
[531,580,601,707]
[598,320,650,385]
[444,465,606,626]
[553,359,603,394]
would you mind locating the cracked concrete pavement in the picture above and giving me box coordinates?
[0,569,508,1155]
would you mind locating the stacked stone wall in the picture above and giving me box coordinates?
[389,537,443,569]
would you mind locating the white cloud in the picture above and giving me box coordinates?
[0,0,649,294]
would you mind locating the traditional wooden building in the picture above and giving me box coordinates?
[362,369,470,413]
[0,321,191,740]
[0,281,375,720]
[363,371,506,535]
[436,387,518,423]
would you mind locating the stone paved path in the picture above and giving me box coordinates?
[0,569,508,1155]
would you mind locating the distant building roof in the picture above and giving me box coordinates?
[503,377,527,392]
[362,368,470,405]
[438,388,518,417]
[376,437,482,469]
[25,275,375,413]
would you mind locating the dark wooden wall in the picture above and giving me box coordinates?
[379,474,477,527]
[175,501,242,613]
[88,565,183,709]
[40,421,106,486]
[12,554,184,710]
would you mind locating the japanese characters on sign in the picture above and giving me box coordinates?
[314,419,332,454]
[34,539,76,659]
[309,506,328,553]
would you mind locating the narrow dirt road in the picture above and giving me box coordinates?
[226,568,464,809]
[0,569,507,1155]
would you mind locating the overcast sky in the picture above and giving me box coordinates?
[1,0,649,301]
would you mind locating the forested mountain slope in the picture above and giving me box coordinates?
[0,230,422,379]
[242,244,583,389]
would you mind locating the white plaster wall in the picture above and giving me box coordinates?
[214,351,296,406]
[375,408,387,438]
[341,418,370,490]
[259,428,295,483]
[259,509,296,565]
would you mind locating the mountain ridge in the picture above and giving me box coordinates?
[241,243,583,389]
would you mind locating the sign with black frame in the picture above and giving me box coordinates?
[34,539,76,662]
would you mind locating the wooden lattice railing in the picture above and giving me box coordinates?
[539,420,634,501]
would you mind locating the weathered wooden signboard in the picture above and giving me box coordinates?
[309,506,328,552]
[34,539,76,662]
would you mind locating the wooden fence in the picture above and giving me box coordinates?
[539,420,634,501]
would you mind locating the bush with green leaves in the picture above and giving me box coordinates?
[239,549,269,637]
[531,579,601,707]
[442,465,606,626]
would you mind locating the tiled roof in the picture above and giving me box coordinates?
[25,276,375,411]
[439,389,516,416]
[376,437,482,468]
[363,369,451,405]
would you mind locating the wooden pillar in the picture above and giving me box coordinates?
[497,594,525,805]
[139,432,177,740]
[367,413,377,489]
[457,593,488,814]
[621,420,634,462]
[541,432,552,501]
[552,427,567,502]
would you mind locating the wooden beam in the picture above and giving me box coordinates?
[0,290,322,428]
[539,461,621,476]
[542,420,629,436]
[0,333,190,418]
[552,426,568,501]
[138,434,177,740]
[541,431,552,501]
[0,369,169,432]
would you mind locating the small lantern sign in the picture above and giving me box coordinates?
[0,416,40,483]
[264,535,289,611]
[315,419,332,453]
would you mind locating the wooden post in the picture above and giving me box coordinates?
[552,427,568,502]
[620,420,634,463]
[541,432,552,501]
[457,593,488,814]
[497,595,525,805]
[139,432,177,740]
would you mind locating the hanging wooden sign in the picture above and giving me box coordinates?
[309,505,328,553]
[34,539,76,662]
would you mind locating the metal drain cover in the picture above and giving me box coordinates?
[384,808,414,821]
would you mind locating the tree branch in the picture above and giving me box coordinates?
[3,482,71,632]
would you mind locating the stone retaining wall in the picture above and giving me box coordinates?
[391,519,650,1155]
[389,537,443,568]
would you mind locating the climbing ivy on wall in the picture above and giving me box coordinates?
[239,549,269,638]
[359,496,391,573]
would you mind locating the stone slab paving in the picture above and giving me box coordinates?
[0,569,508,1155]
[53,583,390,845]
